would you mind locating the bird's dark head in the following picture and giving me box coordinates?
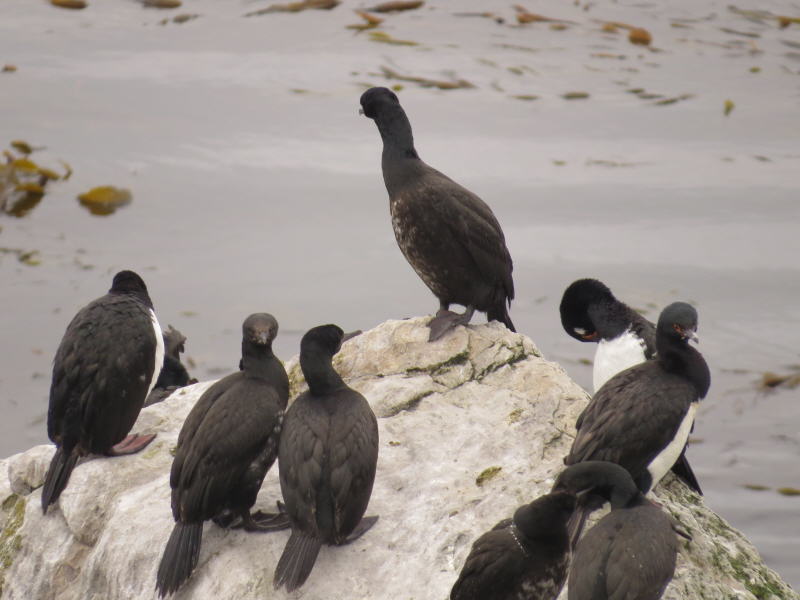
[300,324,349,358]
[559,278,614,342]
[553,461,640,509]
[513,491,576,539]
[110,270,148,295]
[658,301,699,345]
[243,313,279,347]
[359,86,401,120]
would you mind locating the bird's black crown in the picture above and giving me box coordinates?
[360,86,400,119]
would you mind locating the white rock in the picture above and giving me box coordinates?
[0,318,795,600]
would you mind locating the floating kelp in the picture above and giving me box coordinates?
[628,27,652,45]
[244,0,339,16]
[10,140,39,155]
[719,27,760,38]
[2,65,17,73]
[760,371,800,389]
[367,1,423,13]
[777,487,800,496]
[562,91,590,99]
[1,144,67,218]
[142,0,181,7]
[652,94,694,106]
[778,16,800,29]
[512,94,539,101]
[0,247,41,266]
[77,186,132,216]
[347,10,383,31]
[743,484,770,491]
[514,5,574,25]
[368,31,419,46]
[379,65,474,90]
[724,99,735,116]
[453,11,504,24]
[50,0,87,9]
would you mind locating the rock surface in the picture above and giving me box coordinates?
[0,318,796,600]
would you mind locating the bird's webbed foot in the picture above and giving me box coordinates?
[341,515,379,545]
[241,509,290,532]
[214,502,290,533]
[106,433,156,456]
[428,306,475,341]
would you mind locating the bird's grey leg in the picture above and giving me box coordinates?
[341,515,379,544]
[106,433,157,456]
[428,305,476,342]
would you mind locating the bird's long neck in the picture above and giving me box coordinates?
[657,338,710,398]
[377,104,421,196]
[241,342,275,379]
[301,349,345,396]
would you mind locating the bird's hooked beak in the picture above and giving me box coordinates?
[342,330,362,343]
[674,324,699,344]
[252,330,270,346]
[358,108,365,116]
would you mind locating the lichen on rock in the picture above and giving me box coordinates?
[0,317,796,599]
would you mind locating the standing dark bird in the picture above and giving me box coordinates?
[559,279,701,494]
[145,325,196,407]
[360,87,515,341]
[450,491,575,600]
[42,270,164,514]
[553,461,683,600]
[564,302,709,541]
[156,313,290,598]
[273,324,379,592]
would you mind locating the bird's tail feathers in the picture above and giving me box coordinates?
[273,531,322,592]
[41,447,79,514]
[155,522,203,598]
[487,302,515,333]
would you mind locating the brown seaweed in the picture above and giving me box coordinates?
[378,66,474,90]
[245,0,339,17]
[367,1,423,13]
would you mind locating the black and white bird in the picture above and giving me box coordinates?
[560,280,702,494]
[360,87,515,341]
[42,270,164,514]
[156,313,289,598]
[565,302,709,526]
[554,461,684,600]
[560,278,656,393]
[273,325,379,592]
[450,491,575,600]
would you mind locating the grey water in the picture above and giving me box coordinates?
[1,0,798,588]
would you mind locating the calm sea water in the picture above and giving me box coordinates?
[1,0,798,588]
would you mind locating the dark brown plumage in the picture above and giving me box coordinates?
[156,313,289,597]
[360,87,515,341]
[273,325,379,592]
[42,270,163,514]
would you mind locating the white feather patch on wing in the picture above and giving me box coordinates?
[147,308,165,396]
[647,402,697,492]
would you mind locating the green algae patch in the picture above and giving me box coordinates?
[476,466,502,487]
[407,349,469,376]
[507,408,524,423]
[0,494,26,595]
[383,390,433,417]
